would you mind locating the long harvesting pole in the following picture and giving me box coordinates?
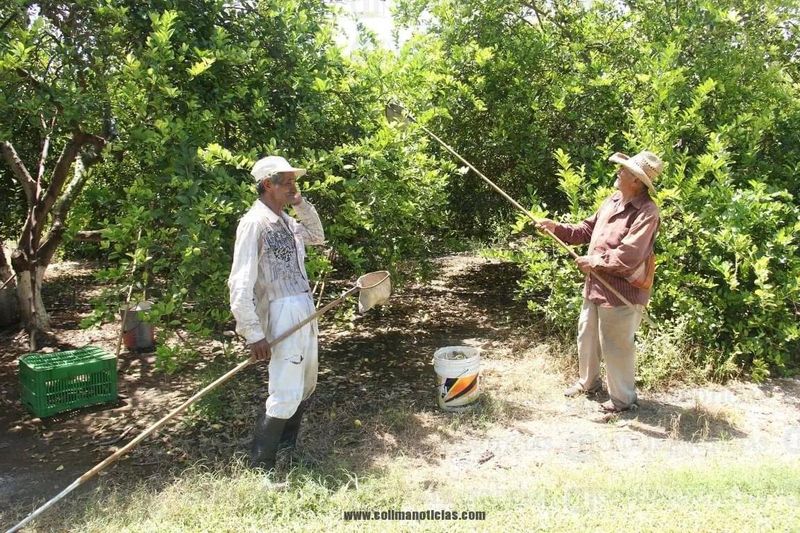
[389,103,654,327]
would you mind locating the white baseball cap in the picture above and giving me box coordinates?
[251,155,306,183]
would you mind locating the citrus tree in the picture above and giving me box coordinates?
[395,0,800,377]
[72,1,454,370]
[0,0,129,348]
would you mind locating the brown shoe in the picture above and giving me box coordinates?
[563,382,601,398]
[599,399,637,413]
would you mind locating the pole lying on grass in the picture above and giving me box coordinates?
[6,271,391,533]
[385,101,654,327]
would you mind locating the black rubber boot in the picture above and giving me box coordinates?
[250,411,288,470]
[279,400,307,450]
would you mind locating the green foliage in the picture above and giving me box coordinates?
[635,317,707,390]
[303,125,452,273]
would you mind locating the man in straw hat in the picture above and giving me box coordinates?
[228,155,325,469]
[538,150,663,412]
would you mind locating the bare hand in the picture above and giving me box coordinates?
[290,192,303,206]
[249,339,271,362]
[537,218,557,233]
[575,255,594,274]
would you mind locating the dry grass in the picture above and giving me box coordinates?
[658,393,745,441]
[691,395,744,428]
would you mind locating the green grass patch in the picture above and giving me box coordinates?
[446,459,800,532]
[18,456,800,532]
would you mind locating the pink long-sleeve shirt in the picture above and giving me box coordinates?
[552,190,660,307]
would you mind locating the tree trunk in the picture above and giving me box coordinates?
[0,241,12,283]
[0,287,19,327]
[11,249,48,350]
[2,134,105,350]
[15,267,49,331]
[0,242,19,327]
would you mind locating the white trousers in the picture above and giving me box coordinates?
[576,299,644,408]
[264,293,318,419]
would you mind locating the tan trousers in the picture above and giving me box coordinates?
[576,299,644,408]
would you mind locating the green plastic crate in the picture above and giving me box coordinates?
[19,346,118,418]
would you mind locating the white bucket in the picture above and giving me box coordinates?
[122,300,155,352]
[433,346,481,411]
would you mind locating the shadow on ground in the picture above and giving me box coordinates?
[0,255,773,530]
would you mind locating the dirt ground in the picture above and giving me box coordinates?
[1,255,799,528]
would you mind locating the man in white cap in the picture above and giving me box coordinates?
[228,155,325,468]
[538,150,663,412]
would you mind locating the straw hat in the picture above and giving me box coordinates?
[608,150,663,195]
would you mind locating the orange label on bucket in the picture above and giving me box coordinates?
[442,373,479,403]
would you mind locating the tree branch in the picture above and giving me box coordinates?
[33,131,85,239]
[514,11,542,32]
[39,147,101,265]
[0,12,17,33]
[0,141,36,206]
[15,68,64,114]
[74,230,104,242]
[37,115,57,182]
[522,1,546,29]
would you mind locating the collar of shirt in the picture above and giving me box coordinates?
[611,190,651,211]
[251,199,290,226]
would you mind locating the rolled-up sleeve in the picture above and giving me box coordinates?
[293,199,325,245]
[228,219,265,344]
[593,205,659,277]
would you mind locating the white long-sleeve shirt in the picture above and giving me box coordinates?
[228,199,325,344]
